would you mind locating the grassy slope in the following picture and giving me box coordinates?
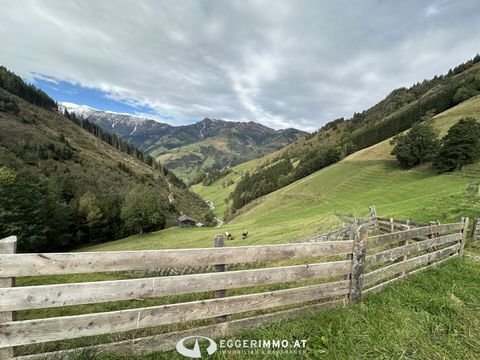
[86,95,480,252]
[0,89,210,225]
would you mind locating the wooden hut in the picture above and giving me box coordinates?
[178,215,197,227]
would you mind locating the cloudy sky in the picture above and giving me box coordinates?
[1,0,479,131]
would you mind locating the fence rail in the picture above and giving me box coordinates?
[0,241,353,277]
[0,212,470,359]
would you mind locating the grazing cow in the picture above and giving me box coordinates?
[224,231,234,240]
[242,231,249,240]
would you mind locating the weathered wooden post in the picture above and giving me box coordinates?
[369,205,378,230]
[389,217,394,233]
[471,218,479,241]
[398,220,410,276]
[459,217,469,256]
[349,225,367,303]
[213,234,227,322]
[0,236,16,360]
[343,226,355,281]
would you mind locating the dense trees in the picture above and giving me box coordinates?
[0,164,171,251]
[434,118,480,171]
[63,109,163,172]
[0,167,73,252]
[121,185,166,234]
[390,122,439,168]
[349,56,480,152]
[0,66,57,110]
[229,159,293,211]
[291,146,342,180]
[202,168,232,186]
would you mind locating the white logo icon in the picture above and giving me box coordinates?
[176,336,218,358]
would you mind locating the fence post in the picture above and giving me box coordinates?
[349,225,367,303]
[213,234,227,322]
[389,217,394,233]
[369,205,378,230]
[0,236,16,360]
[398,220,410,276]
[343,226,356,282]
[459,217,469,256]
[471,218,479,241]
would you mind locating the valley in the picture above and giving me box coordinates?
[2,3,480,359]
[82,95,480,252]
[62,103,307,180]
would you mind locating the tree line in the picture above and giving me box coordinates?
[225,54,480,212]
[391,118,480,172]
[0,66,57,110]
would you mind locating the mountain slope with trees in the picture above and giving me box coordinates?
[222,55,480,214]
[0,70,209,252]
[62,103,307,179]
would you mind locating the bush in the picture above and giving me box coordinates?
[390,122,439,168]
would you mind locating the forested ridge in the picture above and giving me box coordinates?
[227,55,480,215]
[0,69,208,252]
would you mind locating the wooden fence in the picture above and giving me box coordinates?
[0,216,470,359]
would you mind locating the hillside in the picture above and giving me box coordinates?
[0,86,209,252]
[20,76,480,360]
[215,57,480,213]
[62,103,307,179]
[86,95,480,252]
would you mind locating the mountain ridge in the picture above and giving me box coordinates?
[61,102,308,178]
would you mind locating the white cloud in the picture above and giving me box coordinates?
[0,0,479,130]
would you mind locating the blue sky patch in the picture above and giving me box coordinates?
[32,74,158,116]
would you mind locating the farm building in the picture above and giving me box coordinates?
[178,215,198,227]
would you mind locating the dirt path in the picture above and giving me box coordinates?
[206,200,223,227]
[166,179,174,204]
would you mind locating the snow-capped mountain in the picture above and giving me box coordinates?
[61,102,308,177]
[60,102,173,142]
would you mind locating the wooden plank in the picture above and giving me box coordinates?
[363,244,460,288]
[365,233,462,267]
[349,226,367,303]
[459,217,469,256]
[0,241,354,277]
[376,217,428,227]
[0,260,351,312]
[368,223,463,248]
[364,253,458,295]
[16,300,343,360]
[377,221,405,230]
[0,280,350,348]
[0,236,16,360]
